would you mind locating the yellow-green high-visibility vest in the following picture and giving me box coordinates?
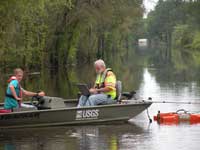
[95,68,116,99]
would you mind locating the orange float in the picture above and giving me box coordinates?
[190,114,200,124]
[154,110,200,125]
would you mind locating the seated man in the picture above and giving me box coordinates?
[4,68,45,110]
[78,59,116,107]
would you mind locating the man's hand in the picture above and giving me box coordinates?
[89,88,98,94]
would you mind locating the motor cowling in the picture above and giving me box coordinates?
[32,96,66,109]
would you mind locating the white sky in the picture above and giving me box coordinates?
[143,0,158,18]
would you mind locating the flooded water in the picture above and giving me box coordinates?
[1,66,200,150]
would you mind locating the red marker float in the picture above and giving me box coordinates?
[154,109,200,125]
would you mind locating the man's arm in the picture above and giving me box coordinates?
[90,86,112,94]
[96,87,112,92]
[99,71,116,93]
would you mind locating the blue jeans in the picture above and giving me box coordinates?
[77,94,115,107]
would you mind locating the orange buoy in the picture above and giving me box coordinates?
[157,113,179,124]
[190,114,200,124]
[161,114,179,122]
[154,110,200,125]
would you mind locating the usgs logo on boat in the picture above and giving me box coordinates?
[76,109,99,120]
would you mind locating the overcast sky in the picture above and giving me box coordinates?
[143,0,158,18]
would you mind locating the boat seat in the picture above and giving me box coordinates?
[115,80,122,102]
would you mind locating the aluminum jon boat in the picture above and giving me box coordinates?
[0,96,152,129]
[0,80,152,129]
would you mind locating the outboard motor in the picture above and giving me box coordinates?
[32,96,66,110]
[115,81,122,102]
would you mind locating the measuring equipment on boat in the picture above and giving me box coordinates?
[154,109,200,124]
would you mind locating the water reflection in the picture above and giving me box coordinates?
[1,66,200,150]
[0,61,144,100]
[139,68,200,101]
[0,124,144,150]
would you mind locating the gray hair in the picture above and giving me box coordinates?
[94,59,106,67]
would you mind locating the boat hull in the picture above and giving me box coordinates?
[0,102,151,129]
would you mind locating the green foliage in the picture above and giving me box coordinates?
[146,0,200,70]
[0,0,144,71]
[191,32,200,50]
[0,0,73,71]
[171,25,193,70]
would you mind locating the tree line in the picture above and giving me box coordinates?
[0,0,144,72]
[146,0,200,71]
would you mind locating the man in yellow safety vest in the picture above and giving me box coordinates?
[77,59,117,107]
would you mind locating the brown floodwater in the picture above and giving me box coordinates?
[0,67,200,150]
